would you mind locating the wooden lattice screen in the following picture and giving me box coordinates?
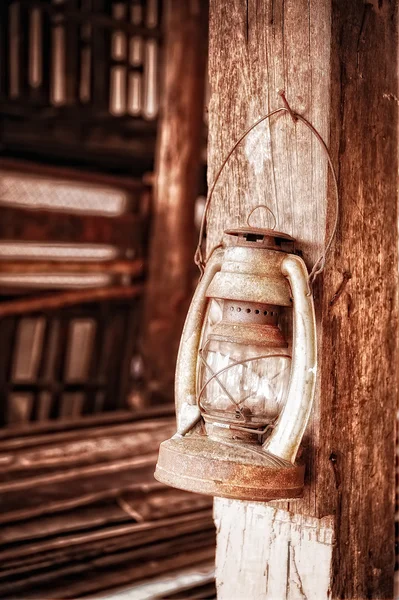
[0,160,150,428]
[0,301,141,426]
[0,0,162,170]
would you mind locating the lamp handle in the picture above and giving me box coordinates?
[174,248,224,435]
[263,254,317,463]
[195,99,339,286]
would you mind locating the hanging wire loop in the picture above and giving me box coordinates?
[195,95,339,288]
[246,205,277,231]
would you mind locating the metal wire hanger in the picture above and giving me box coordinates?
[194,90,339,288]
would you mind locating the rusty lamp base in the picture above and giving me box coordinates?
[154,435,305,502]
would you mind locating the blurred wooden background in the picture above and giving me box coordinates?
[0,1,214,598]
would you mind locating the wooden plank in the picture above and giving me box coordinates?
[0,464,156,520]
[0,423,174,476]
[0,404,174,442]
[142,0,208,401]
[0,413,175,452]
[0,480,163,525]
[0,260,144,275]
[100,564,215,600]
[0,510,212,563]
[0,285,144,319]
[0,530,216,587]
[0,157,148,193]
[208,1,397,598]
[0,488,211,545]
[0,547,215,600]
[0,206,144,249]
[0,454,158,494]
[0,122,157,171]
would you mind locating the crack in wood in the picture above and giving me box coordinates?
[329,271,352,307]
[245,0,249,44]
[329,451,341,490]
[285,540,291,599]
[291,544,308,600]
[356,3,371,72]
[264,562,269,595]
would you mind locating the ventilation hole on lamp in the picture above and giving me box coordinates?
[237,307,241,312]
[246,308,251,313]
[255,309,260,314]
[264,311,268,316]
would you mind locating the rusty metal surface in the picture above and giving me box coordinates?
[210,322,287,348]
[155,436,304,502]
[210,300,288,347]
[222,301,280,324]
[225,227,294,240]
[224,227,295,252]
[206,246,292,306]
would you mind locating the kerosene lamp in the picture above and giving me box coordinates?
[155,226,316,501]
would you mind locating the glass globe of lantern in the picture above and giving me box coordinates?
[198,297,292,431]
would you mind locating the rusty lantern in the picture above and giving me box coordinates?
[155,226,317,501]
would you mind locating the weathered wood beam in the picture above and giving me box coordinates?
[0,488,211,545]
[0,207,144,249]
[0,425,171,475]
[0,511,212,563]
[0,405,174,441]
[142,0,208,402]
[0,285,143,318]
[0,547,215,599]
[0,481,164,526]
[0,157,148,191]
[208,1,397,598]
[0,454,158,494]
[0,259,144,275]
[318,2,397,596]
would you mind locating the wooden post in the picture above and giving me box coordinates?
[208,1,397,598]
[142,0,208,403]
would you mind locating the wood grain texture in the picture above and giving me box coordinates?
[208,0,397,598]
[142,0,208,402]
[318,1,398,597]
[0,412,215,599]
[214,498,333,600]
